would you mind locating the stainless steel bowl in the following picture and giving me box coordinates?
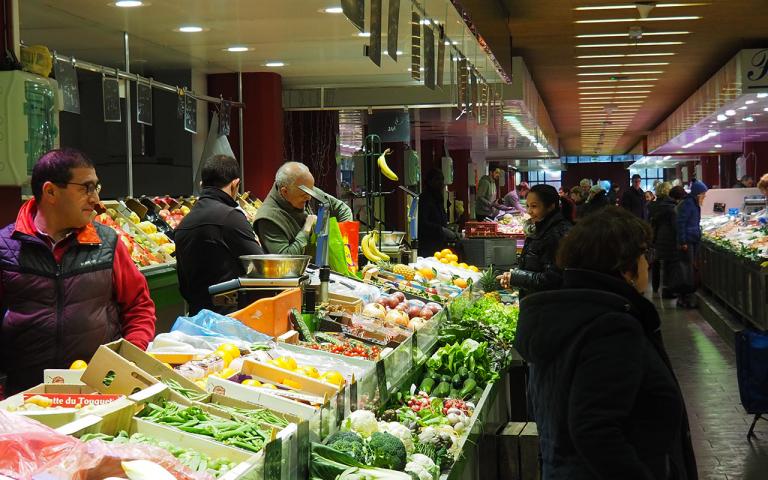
[239,254,311,278]
[360,231,406,247]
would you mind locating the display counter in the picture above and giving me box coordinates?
[140,263,186,333]
[460,237,522,270]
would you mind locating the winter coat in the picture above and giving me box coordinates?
[649,198,679,261]
[581,191,610,218]
[175,187,264,315]
[418,190,454,257]
[676,181,708,246]
[475,175,498,218]
[0,200,156,394]
[509,210,571,297]
[515,268,698,480]
[622,186,648,220]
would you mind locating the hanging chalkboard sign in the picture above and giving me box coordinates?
[136,77,153,126]
[184,92,197,133]
[102,76,121,123]
[54,57,80,114]
[219,100,231,136]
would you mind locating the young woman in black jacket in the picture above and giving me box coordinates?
[497,184,572,298]
[515,207,697,480]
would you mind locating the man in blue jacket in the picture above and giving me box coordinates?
[675,180,708,308]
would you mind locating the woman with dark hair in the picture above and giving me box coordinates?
[497,184,572,297]
[417,169,457,257]
[515,207,698,480]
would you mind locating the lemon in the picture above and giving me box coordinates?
[469,265,479,272]
[216,350,234,367]
[262,383,278,389]
[459,262,468,269]
[298,366,320,378]
[276,356,298,371]
[69,360,88,370]
[216,343,241,359]
[440,248,452,256]
[321,371,345,388]
[242,379,262,387]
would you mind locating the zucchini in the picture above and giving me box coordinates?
[452,374,463,388]
[459,379,477,399]
[419,377,436,395]
[291,309,315,342]
[434,381,451,398]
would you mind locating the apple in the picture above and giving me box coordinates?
[419,308,434,320]
[386,296,401,309]
[426,302,442,313]
[375,296,390,306]
[395,303,408,312]
[407,305,423,319]
[392,291,406,303]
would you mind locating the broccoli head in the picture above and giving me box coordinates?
[323,431,367,462]
[368,431,407,471]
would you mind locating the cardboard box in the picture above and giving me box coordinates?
[80,339,205,398]
[44,368,85,385]
[240,358,340,397]
[0,383,134,429]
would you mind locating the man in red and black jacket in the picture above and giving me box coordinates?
[0,148,156,395]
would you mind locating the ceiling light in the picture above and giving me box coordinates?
[715,144,722,148]
[574,4,709,11]
[580,90,652,94]
[579,85,655,89]
[576,41,684,48]
[358,32,371,37]
[746,100,756,105]
[177,26,203,33]
[578,62,669,68]
[226,46,249,52]
[323,6,344,13]
[745,116,755,122]
[576,31,690,38]
[382,50,404,56]
[578,53,675,59]
[739,106,748,110]
[579,78,659,83]
[580,101,645,105]
[575,17,701,24]
[578,71,664,76]
[264,61,285,67]
[725,109,736,116]
[717,114,727,121]
[758,93,768,99]
[114,0,143,6]
[578,96,648,100]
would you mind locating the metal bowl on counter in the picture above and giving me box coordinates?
[239,254,311,278]
[360,230,406,247]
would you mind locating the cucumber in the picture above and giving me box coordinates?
[291,309,315,342]
[434,381,451,398]
[419,377,436,395]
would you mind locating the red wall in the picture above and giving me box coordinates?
[207,72,283,199]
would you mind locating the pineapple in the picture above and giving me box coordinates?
[478,265,501,293]
[393,264,416,281]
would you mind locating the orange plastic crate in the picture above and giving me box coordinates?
[228,287,302,337]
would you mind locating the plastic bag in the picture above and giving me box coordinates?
[0,410,78,478]
[327,218,351,276]
[149,331,255,356]
[170,309,272,344]
[337,221,360,274]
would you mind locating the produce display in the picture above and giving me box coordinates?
[701,213,768,263]
[95,211,165,267]
[81,430,238,478]
[301,334,382,361]
[362,292,443,331]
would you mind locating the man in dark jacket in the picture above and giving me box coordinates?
[418,169,458,257]
[621,174,647,220]
[0,148,156,394]
[732,175,754,188]
[648,183,678,298]
[175,155,264,315]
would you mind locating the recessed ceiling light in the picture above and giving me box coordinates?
[577,41,684,48]
[578,96,648,101]
[382,50,404,56]
[746,100,756,105]
[578,62,669,68]
[358,32,371,37]
[264,61,285,67]
[580,101,645,105]
[575,3,709,10]
[764,107,768,112]
[575,16,701,24]
[745,116,755,122]
[114,0,144,6]
[578,71,664,76]
[324,6,343,13]
[715,144,722,148]
[739,106,748,110]
[717,114,728,121]
[580,91,652,95]
[226,46,249,52]
[725,110,736,116]
[578,53,676,59]
[579,85,654,89]
[758,93,768,99]
[576,31,690,38]
[177,26,204,33]
[579,78,659,83]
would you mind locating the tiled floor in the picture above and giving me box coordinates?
[653,296,768,480]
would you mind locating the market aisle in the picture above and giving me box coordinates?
[653,297,768,480]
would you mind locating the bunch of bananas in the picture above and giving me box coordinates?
[361,231,390,263]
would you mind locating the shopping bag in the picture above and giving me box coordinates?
[170,309,272,343]
[327,218,352,275]
[666,251,695,294]
[735,329,768,414]
[337,220,360,274]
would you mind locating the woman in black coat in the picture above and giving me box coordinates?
[417,169,457,257]
[498,184,572,298]
[515,207,697,480]
[648,182,678,298]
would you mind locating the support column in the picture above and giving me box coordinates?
[207,72,283,199]
[0,0,22,226]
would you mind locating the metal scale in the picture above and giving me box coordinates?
[743,195,767,216]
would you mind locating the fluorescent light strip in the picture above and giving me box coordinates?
[578,63,669,68]
[580,91,652,96]
[575,3,709,10]
[575,17,701,24]
[576,31,690,38]
[578,53,675,59]
[579,78,659,83]
[577,96,648,100]
[579,85,655,89]
[577,42,684,48]
[578,71,664,76]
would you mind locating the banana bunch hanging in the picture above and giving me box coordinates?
[377,148,398,181]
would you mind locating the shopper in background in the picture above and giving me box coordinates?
[0,148,156,395]
[476,168,503,220]
[648,182,677,298]
[581,183,610,218]
[418,169,458,257]
[644,190,656,204]
[515,207,697,480]
[675,180,708,309]
[732,175,755,188]
[579,178,592,199]
[758,174,768,195]
[175,155,264,315]
[608,182,620,206]
[255,161,352,255]
[569,186,586,219]
[622,173,648,220]
[497,184,572,298]
[501,181,530,214]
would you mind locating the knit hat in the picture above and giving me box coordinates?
[690,180,708,196]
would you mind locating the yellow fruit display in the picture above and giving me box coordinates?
[469,265,479,272]
[242,379,262,387]
[440,248,452,256]
[216,343,241,359]
[275,356,298,371]
[298,366,320,378]
[321,371,345,388]
[69,360,87,370]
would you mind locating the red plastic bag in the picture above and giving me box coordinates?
[337,221,360,273]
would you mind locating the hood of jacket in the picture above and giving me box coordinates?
[514,268,661,367]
